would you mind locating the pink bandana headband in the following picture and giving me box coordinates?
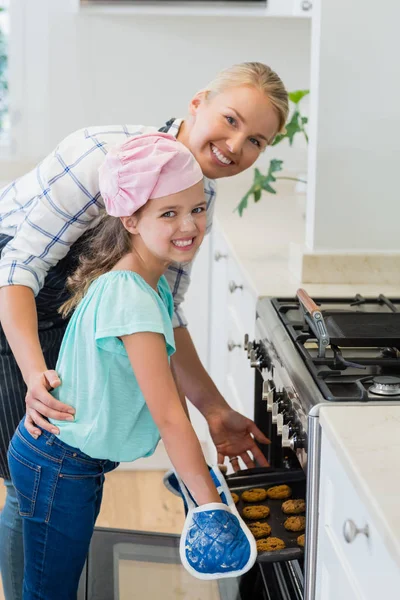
[98,132,203,217]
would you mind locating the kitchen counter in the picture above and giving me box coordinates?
[319,404,400,569]
[215,175,400,299]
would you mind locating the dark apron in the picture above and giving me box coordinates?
[0,118,176,479]
[0,233,88,479]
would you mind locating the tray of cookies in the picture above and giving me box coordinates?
[226,467,306,564]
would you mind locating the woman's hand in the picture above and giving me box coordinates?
[206,406,270,471]
[25,370,75,438]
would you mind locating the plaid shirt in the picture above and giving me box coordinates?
[0,119,217,327]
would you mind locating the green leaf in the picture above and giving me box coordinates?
[261,181,277,194]
[301,116,308,125]
[253,189,262,202]
[288,89,309,105]
[285,111,303,146]
[271,132,285,146]
[235,190,251,216]
[268,159,283,174]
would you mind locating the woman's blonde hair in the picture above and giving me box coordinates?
[203,61,289,135]
[60,214,131,318]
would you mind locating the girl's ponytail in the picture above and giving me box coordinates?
[60,215,131,318]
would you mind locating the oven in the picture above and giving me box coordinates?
[246,291,400,600]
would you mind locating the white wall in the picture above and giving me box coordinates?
[306,0,400,253]
[8,0,311,169]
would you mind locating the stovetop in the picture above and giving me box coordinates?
[272,295,400,402]
[253,295,400,471]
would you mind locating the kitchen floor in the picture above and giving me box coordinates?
[0,471,186,600]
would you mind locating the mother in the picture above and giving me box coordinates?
[0,61,288,599]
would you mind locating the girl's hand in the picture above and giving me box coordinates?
[25,370,75,438]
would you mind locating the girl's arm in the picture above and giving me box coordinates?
[0,285,75,436]
[121,331,221,506]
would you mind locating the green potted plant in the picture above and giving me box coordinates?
[235,89,309,216]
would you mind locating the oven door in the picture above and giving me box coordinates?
[78,525,303,600]
[78,527,303,600]
[78,527,277,600]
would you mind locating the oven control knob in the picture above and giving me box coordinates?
[262,380,275,412]
[282,425,305,450]
[276,413,284,436]
[271,402,278,424]
[243,333,255,358]
[250,349,262,368]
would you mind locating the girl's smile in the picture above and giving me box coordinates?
[171,236,197,251]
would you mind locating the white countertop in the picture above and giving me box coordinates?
[215,175,400,299]
[319,405,400,569]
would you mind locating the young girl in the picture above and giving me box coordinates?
[8,132,246,598]
[0,62,288,599]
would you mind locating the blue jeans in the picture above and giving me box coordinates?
[8,419,118,600]
[0,479,24,600]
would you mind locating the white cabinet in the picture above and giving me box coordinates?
[209,222,257,420]
[316,429,400,599]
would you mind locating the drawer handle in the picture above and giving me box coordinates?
[227,340,242,352]
[343,519,369,543]
[229,280,243,294]
[214,251,227,262]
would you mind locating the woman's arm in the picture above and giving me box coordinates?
[122,331,220,505]
[0,285,75,436]
[172,326,270,468]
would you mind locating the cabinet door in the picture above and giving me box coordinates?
[316,430,400,599]
[315,515,364,600]
[209,226,230,397]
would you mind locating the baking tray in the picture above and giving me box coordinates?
[226,468,306,564]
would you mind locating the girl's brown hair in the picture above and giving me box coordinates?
[203,61,289,136]
[60,214,131,318]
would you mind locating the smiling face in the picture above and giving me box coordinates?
[126,180,207,265]
[178,85,281,180]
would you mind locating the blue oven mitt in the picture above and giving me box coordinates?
[174,466,257,579]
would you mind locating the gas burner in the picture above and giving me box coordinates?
[369,376,400,396]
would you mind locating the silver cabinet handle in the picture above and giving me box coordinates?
[214,251,227,261]
[343,520,369,543]
[227,340,241,352]
[301,0,312,10]
[229,280,243,293]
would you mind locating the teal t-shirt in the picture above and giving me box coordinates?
[50,271,175,462]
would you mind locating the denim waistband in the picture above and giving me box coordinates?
[16,418,108,467]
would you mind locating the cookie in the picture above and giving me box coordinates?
[241,488,268,503]
[266,485,292,500]
[282,499,306,514]
[247,521,272,539]
[256,537,286,552]
[284,516,306,532]
[297,534,305,548]
[242,505,270,520]
[231,492,240,505]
